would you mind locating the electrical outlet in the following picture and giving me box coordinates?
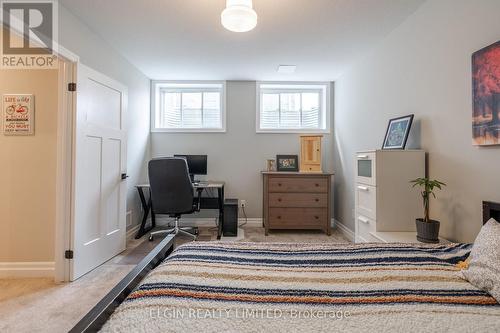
[240,200,246,208]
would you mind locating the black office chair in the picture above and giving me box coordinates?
[148,157,202,241]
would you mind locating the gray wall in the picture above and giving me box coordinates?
[152,81,335,218]
[59,5,151,228]
[333,0,500,242]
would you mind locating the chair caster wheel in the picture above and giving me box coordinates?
[149,235,154,241]
[194,229,199,235]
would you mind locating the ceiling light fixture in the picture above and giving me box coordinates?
[221,0,258,33]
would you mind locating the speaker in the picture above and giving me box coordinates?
[223,199,238,237]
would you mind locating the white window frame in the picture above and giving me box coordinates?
[151,80,227,133]
[256,82,330,133]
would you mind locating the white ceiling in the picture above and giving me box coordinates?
[60,0,424,81]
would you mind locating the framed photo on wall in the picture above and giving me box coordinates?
[472,40,500,146]
[382,114,414,150]
[276,155,299,172]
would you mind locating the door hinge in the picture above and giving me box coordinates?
[68,82,77,92]
[65,250,74,259]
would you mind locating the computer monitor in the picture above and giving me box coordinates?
[174,155,207,181]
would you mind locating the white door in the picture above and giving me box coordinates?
[71,64,128,280]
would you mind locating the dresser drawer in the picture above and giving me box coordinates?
[355,184,376,220]
[268,208,327,227]
[268,177,328,193]
[269,193,327,208]
[356,214,376,239]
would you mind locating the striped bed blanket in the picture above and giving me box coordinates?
[102,242,500,333]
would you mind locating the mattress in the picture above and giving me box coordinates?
[101,242,500,332]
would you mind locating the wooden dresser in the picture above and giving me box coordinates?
[262,172,333,235]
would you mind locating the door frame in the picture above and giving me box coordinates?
[54,46,79,282]
[55,55,129,282]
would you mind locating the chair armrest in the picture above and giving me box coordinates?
[194,188,203,212]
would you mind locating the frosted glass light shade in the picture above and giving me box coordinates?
[221,0,258,33]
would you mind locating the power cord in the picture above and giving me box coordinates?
[239,205,248,227]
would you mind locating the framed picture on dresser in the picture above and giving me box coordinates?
[276,155,299,172]
[382,114,414,149]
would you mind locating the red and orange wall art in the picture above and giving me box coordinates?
[472,40,500,146]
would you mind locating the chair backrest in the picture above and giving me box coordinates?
[148,157,195,214]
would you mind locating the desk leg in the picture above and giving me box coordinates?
[217,186,224,240]
[151,202,156,229]
[135,187,155,239]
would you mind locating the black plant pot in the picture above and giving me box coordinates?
[415,218,440,243]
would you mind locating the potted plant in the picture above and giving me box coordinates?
[410,177,446,243]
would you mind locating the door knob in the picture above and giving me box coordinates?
[121,173,129,180]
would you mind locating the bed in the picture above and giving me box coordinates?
[72,202,500,332]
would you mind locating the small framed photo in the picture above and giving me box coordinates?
[276,155,299,172]
[266,159,277,172]
[382,114,414,150]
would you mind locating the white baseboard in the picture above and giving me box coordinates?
[126,218,262,240]
[155,217,263,227]
[332,219,355,242]
[0,262,55,278]
[126,223,141,240]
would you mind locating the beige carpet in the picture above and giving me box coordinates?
[0,226,349,333]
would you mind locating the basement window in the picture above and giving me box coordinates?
[152,81,226,132]
[257,82,330,133]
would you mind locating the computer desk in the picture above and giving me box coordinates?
[135,181,225,240]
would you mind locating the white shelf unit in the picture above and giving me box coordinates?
[355,150,425,243]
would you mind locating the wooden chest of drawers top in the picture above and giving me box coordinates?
[263,172,332,193]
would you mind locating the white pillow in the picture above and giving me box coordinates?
[462,218,500,302]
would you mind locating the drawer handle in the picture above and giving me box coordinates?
[315,198,319,202]
[277,216,281,219]
[314,216,319,219]
[278,183,282,186]
[358,216,370,224]
[357,186,369,191]
[315,183,319,187]
[357,155,369,159]
[278,198,282,202]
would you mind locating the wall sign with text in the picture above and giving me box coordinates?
[2,94,35,135]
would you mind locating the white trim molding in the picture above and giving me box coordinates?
[127,218,262,240]
[157,217,263,227]
[332,219,355,242]
[0,262,55,278]
[126,223,142,240]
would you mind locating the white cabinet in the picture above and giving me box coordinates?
[355,150,425,243]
